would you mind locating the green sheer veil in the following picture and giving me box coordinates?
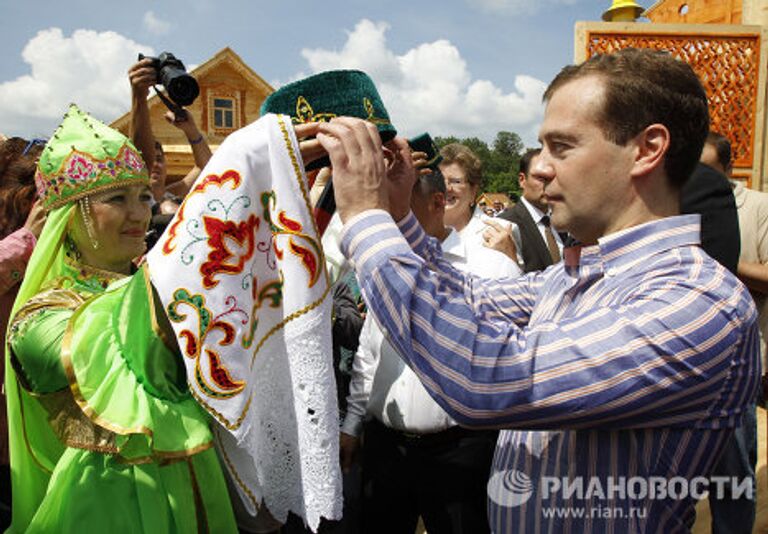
[5,204,72,532]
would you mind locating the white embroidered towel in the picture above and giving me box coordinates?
[146,113,341,531]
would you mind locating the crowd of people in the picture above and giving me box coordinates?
[0,46,765,534]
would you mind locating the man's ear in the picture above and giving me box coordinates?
[631,123,670,178]
[517,172,526,189]
[433,191,446,211]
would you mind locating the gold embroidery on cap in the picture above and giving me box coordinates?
[293,96,337,123]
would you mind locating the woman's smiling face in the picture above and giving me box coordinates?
[439,161,478,230]
[69,184,153,273]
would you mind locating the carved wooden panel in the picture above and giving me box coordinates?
[585,31,760,172]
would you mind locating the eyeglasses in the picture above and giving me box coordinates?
[22,138,47,156]
[446,177,469,187]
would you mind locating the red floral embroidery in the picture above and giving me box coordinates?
[207,349,245,392]
[192,169,241,194]
[66,154,94,180]
[289,239,320,288]
[121,146,145,172]
[278,211,302,232]
[200,214,259,289]
[163,170,242,255]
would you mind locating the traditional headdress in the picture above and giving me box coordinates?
[35,104,148,211]
[260,70,396,142]
[408,132,443,170]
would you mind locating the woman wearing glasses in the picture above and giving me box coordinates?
[438,143,521,277]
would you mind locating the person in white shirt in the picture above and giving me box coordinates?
[340,169,521,534]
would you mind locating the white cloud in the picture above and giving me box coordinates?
[0,28,153,138]
[467,0,578,15]
[143,10,171,35]
[297,19,546,144]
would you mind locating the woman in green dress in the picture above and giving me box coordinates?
[4,105,237,533]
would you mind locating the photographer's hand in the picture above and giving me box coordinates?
[128,58,157,100]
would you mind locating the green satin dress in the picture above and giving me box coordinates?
[7,257,237,533]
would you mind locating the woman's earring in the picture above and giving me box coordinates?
[80,197,100,250]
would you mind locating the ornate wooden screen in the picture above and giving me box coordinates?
[575,22,767,187]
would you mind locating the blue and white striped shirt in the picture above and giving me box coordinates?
[340,210,760,533]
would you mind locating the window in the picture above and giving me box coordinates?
[213,97,235,129]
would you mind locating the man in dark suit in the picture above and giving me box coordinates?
[680,161,740,275]
[498,148,563,272]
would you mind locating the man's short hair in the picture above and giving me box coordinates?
[543,48,709,189]
[705,131,732,172]
[518,148,542,176]
[440,143,483,187]
[414,168,447,197]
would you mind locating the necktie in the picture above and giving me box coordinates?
[541,215,561,263]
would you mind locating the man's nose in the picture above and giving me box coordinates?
[531,159,554,182]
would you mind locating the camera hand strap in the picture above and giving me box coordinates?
[152,85,188,121]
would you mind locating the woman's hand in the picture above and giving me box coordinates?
[481,218,517,261]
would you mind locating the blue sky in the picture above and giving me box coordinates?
[0,0,638,145]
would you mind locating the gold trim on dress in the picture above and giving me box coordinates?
[114,441,213,466]
[8,286,88,334]
[61,303,154,437]
[61,301,214,461]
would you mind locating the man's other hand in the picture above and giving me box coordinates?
[339,431,360,474]
[385,137,417,221]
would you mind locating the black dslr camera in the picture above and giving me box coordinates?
[138,52,199,107]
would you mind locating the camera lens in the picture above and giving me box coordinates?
[165,74,199,106]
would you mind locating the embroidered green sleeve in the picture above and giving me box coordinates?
[10,306,71,393]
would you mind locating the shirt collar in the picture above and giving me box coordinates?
[441,227,466,261]
[520,196,547,223]
[730,180,746,209]
[577,214,702,276]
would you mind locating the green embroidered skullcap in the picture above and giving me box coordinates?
[408,133,442,170]
[260,70,396,142]
[35,104,149,211]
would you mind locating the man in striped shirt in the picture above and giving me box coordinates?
[308,48,760,533]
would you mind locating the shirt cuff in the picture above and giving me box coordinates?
[340,412,365,437]
[340,210,414,275]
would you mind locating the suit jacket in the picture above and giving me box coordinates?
[680,162,740,275]
[498,201,553,273]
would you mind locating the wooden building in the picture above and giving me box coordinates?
[111,47,273,181]
[477,192,513,212]
[645,0,744,24]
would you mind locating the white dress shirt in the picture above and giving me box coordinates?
[321,212,349,284]
[341,225,522,436]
